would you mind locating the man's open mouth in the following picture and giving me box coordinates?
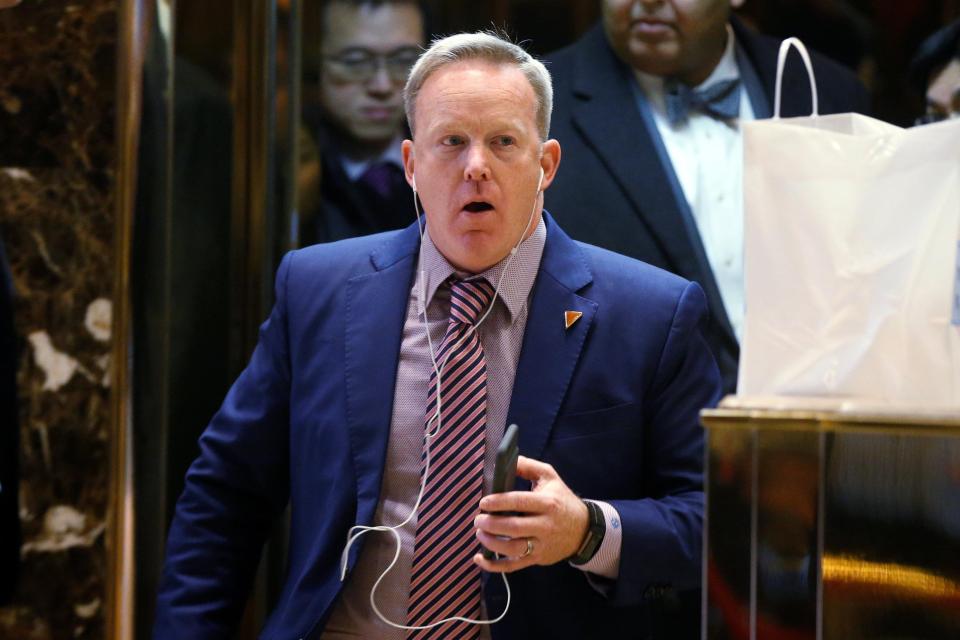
[463,201,494,213]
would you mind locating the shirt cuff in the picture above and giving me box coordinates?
[570,500,621,580]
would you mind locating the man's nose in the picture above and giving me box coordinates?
[634,0,663,13]
[463,145,491,182]
[366,61,394,94]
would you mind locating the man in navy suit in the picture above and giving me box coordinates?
[545,0,870,394]
[155,31,720,639]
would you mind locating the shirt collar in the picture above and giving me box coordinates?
[341,135,406,181]
[416,217,547,323]
[633,24,740,109]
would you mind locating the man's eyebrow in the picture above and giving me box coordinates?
[426,120,526,135]
[329,44,420,56]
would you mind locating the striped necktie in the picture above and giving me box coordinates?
[406,277,495,639]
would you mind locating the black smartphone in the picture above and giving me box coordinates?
[482,423,519,560]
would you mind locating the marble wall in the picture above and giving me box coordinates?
[0,1,118,638]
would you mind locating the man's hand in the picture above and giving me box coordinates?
[473,455,589,573]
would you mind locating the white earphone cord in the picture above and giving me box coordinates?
[339,166,544,631]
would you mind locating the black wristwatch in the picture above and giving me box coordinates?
[568,499,605,565]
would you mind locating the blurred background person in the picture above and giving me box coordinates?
[910,18,960,123]
[543,0,869,396]
[298,0,426,245]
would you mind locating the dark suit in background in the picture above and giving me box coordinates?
[545,18,870,394]
[0,235,19,604]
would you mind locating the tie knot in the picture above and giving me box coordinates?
[449,278,495,325]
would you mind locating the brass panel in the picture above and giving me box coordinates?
[754,429,819,640]
[113,0,150,636]
[822,432,960,639]
[705,427,755,640]
[704,404,960,639]
[232,0,276,359]
[232,1,291,635]
[702,401,960,437]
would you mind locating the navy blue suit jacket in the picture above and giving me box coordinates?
[154,214,721,639]
[544,20,870,393]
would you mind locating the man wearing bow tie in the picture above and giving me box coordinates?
[545,0,870,395]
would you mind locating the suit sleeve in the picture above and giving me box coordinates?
[153,252,295,639]
[606,281,721,606]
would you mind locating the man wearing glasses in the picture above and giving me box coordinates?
[299,0,426,246]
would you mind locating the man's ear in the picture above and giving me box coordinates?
[402,139,416,190]
[538,139,562,192]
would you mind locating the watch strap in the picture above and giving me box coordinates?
[569,499,606,565]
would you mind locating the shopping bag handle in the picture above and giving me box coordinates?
[773,37,819,119]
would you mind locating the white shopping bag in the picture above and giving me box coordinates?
[738,38,960,408]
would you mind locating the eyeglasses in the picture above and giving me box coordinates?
[323,46,421,84]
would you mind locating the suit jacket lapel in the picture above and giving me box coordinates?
[343,224,419,555]
[507,216,597,461]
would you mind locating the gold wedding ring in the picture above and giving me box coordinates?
[520,538,534,558]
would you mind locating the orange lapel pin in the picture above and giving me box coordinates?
[564,310,583,330]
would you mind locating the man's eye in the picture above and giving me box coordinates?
[334,51,374,66]
[389,50,421,68]
[340,57,370,68]
[495,136,515,146]
[442,136,465,146]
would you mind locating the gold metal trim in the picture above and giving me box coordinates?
[701,394,960,436]
[232,4,279,636]
[231,0,274,362]
[701,408,960,437]
[109,0,149,637]
[823,555,960,604]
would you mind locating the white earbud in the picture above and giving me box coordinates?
[418,269,426,308]
[537,166,544,193]
[411,173,417,192]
